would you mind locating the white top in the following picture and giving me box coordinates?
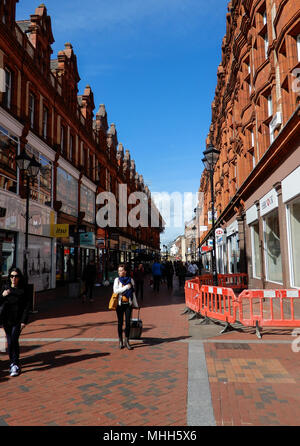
[113,277,138,308]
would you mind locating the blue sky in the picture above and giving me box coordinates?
[16,0,228,245]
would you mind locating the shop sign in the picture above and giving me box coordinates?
[201,246,212,253]
[53,224,69,238]
[215,228,224,237]
[208,211,218,225]
[227,220,238,236]
[216,235,224,246]
[80,232,95,246]
[260,189,278,217]
[96,238,105,248]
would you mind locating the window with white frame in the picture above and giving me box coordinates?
[297,35,300,62]
[251,129,256,168]
[286,196,300,287]
[264,33,269,59]
[42,106,48,139]
[251,222,261,278]
[60,125,65,155]
[29,93,35,128]
[264,209,283,283]
[69,134,74,162]
[4,68,12,109]
[267,94,273,116]
[263,10,267,26]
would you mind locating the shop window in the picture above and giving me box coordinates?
[227,233,239,274]
[0,231,16,278]
[251,222,261,278]
[25,145,53,207]
[0,126,18,193]
[264,209,283,283]
[287,197,300,288]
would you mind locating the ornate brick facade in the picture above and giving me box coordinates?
[198,0,300,289]
[0,2,163,289]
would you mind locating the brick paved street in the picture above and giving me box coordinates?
[1,278,300,427]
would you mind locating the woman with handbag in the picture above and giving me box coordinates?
[0,267,31,377]
[113,264,138,350]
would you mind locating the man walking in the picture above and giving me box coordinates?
[82,259,97,303]
[152,259,163,294]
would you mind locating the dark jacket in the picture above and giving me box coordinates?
[0,285,31,326]
[82,263,97,283]
[133,266,145,282]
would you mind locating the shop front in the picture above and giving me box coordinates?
[0,188,56,291]
[226,220,240,274]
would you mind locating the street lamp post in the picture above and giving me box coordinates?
[202,143,220,286]
[192,225,196,262]
[16,150,41,283]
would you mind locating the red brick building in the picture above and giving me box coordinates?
[0,1,163,291]
[198,0,300,289]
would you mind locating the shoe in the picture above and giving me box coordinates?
[119,338,124,349]
[125,337,133,351]
[10,365,20,377]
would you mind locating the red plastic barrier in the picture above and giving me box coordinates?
[200,285,238,325]
[184,280,201,313]
[237,289,300,327]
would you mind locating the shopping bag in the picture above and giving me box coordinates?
[108,293,119,310]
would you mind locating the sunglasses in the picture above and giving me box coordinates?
[10,274,20,278]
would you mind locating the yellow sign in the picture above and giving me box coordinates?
[53,224,69,238]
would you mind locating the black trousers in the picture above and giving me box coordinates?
[3,324,21,366]
[116,304,132,339]
[153,276,161,292]
[166,275,173,289]
[85,282,95,300]
[135,280,144,300]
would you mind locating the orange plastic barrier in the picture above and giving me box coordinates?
[237,289,300,328]
[200,285,238,325]
[184,280,201,313]
[192,274,248,289]
[217,273,248,290]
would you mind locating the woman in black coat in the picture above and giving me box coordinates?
[0,268,31,377]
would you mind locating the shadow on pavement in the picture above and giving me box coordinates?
[19,348,110,374]
[131,335,191,348]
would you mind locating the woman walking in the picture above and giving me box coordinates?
[113,264,138,350]
[0,267,30,377]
